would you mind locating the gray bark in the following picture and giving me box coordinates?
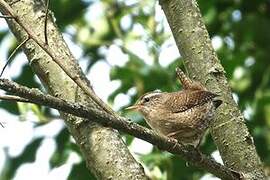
[0,0,146,179]
[160,0,266,179]
[0,78,242,180]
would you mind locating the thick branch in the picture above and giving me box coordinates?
[160,0,266,179]
[0,0,146,179]
[0,78,240,180]
[0,0,114,115]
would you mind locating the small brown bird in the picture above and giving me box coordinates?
[126,68,222,147]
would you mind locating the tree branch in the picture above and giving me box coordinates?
[0,0,114,116]
[0,78,240,180]
[0,36,29,77]
[0,14,12,18]
[160,0,266,179]
[0,94,30,103]
[44,0,49,45]
[0,0,146,179]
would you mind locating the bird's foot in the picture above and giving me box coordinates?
[168,137,185,150]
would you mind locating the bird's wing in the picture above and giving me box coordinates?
[165,90,219,113]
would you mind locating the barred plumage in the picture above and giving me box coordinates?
[127,68,222,147]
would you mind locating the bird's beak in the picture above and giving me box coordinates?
[125,104,139,110]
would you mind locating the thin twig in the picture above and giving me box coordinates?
[44,0,49,45]
[0,94,30,128]
[9,0,21,6]
[0,94,30,103]
[0,14,13,18]
[0,37,29,77]
[0,0,116,117]
[0,78,240,180]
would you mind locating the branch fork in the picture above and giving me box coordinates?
[0,78,240,180]
[0,0,242,179]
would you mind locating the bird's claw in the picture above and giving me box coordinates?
[168,138,184,150]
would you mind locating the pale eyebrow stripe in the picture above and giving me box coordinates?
[143,93,162,99]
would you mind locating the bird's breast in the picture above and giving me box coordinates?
[143,101,216,137]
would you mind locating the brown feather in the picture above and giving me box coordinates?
[176,68,206,91]
[127,68,223,147]
[165,90,219,113]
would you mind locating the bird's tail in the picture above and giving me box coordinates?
[176,67,206,91]
[176,67,193,89]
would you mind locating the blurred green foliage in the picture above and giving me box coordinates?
[0,0,269,179]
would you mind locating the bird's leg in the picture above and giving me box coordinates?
[195,137,203,149]
[167,131,184,149]
[167,131,180,138]
[168,137,182,150]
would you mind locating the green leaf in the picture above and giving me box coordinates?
[68,161,96,180]
[49,128,70,168]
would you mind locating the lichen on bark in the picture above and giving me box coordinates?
[160,0,266,179]
[0,0,146,179]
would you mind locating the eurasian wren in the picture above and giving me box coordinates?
[126,68,222,147]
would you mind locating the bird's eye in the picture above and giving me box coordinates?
[144,97,150,103]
